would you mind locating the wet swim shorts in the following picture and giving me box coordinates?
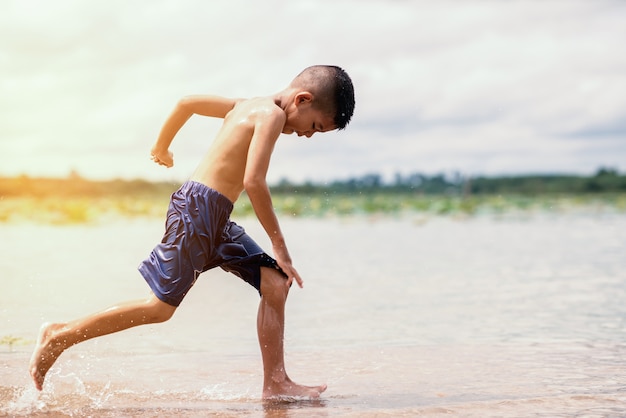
[138,181,281,307]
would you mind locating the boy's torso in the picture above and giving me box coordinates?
[189,97,284,203]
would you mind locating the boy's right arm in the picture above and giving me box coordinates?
[151,95,239,167]
[243,107,304,288]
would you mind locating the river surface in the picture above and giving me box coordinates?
[1,212,625,417]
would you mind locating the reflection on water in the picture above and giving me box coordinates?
[2,213,626,416]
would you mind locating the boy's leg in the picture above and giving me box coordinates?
[257,267,326,399]
[29,293,175,391]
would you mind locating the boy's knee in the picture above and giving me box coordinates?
[260,267,289,302]
[144,295,176,323]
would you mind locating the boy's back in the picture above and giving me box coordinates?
[189,97,286,203]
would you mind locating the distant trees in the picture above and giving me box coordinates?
[273,168,626,196]
[0,175,179,198]
[467,168,626,195]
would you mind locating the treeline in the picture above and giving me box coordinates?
[0,175,179,198]
[273,168,626,195]
[1,168,625,198]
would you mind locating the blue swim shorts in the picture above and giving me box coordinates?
[138,181,281,307]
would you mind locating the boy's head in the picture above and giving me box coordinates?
[290,65,355,131]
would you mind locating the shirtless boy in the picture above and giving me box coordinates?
[29,65,355,398]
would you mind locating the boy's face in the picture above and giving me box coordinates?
[283,93,336,138]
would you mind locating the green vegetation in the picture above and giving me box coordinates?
[234,192,625,218]
[1,169,625,224]
[226,168,626,218]
[0,335,31,352]
[0,176,177,224]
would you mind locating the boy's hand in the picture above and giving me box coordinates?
[150,148,174,168]
[273,244,304,288]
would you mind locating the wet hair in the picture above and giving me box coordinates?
[291,65,355,130]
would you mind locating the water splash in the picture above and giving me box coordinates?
[199,382,255,401]
[4,386,48,416]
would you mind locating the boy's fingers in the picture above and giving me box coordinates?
[285,275,303,289]
[282,267,303,289]
[286,266,303,288]
[150,153,173,167]
[293,273,304,288]
[276,259,303,288]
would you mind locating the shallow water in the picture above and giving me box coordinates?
[1,212,626,417]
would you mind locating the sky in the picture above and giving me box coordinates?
[1,0,625,184]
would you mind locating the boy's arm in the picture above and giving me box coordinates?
[244,108,304,288]
[151,95,239,167]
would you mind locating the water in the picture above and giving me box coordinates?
[1,212,626,417]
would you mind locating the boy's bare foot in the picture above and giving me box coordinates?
[29,322,66,391]
[262,378,327,400]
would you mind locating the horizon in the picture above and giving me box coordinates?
[1,165,622,187]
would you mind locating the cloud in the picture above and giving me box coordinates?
[1,0,625,182]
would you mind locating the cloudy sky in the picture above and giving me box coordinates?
[2,0,625,184]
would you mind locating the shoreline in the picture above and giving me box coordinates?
[1,193,625,225]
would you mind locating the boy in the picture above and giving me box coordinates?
[29,65,355,399]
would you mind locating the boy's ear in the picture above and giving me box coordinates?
[295,91,313,105]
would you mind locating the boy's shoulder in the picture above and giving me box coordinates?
[230,96,285,124]
[235,96,281,112]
